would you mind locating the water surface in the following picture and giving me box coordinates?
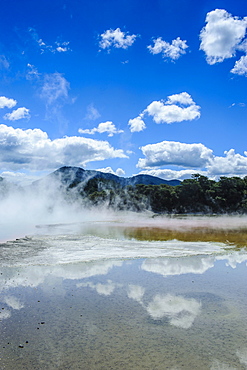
[1,216,247,369]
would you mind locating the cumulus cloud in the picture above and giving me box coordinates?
[199,9,247,65]
[148,37,188,60]
[79,121,124,137]
[96,167,125,177]
[128,116,146,132]
[0,124,127,171]
[0,96,17,109]
[128,93,200,132]
[99,28,136,50]
[138,168,207,181]
[231,55,247,76]
[137,141,213,169]
[207,149,247,176]
[4,107,30,121]
[137,141,247,179]
[145,93,201,124]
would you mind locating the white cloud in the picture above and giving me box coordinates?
[128,92,200,132]
[96,167,125,177]
[26,63,40,81]
[137,141,213,169]
[0,171,41,186]
[207,149,247,176]
[166,92,195,106]
[0,96,17,109]
[231,55,247,76]
[116,168,125,177]
[55,41,71,53]
[0,124,127,171]
[40,72,70,105]
[138,168,207,181]
[137,142,247,179]
[128,116,146,132]
[145,93,201,124]
[85,103,101,120]
[4,107,30,121]
[79,121,124,137]
[99,28,136,50]
[29,28,71,54]
[148,37,188,60]
[200,9,247,65]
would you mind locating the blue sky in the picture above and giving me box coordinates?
[0,0,246,184]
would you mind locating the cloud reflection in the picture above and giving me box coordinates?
[3,296,24,310]
[77,280,120,296]
[141,256,215,277]
[0,309,11,321]
[0,260,123,293]
[127,284,145,304]
[146,293,201,329]
[141,252,247,278]
[216,252,247,269]
[0,296,24,321]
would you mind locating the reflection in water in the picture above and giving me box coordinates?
[141,251,247,277]
[1,254,247,369]
[3,296,24,310]
[1,218,247,369]
[141,256,215,276]
[0,309,11,320]
[146,293,201,329]
[127,284,146,304]
[77,280,120,296]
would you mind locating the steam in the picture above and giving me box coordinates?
[0,173,117,242]
[1,167,247,247]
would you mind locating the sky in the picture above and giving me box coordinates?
[0,0,246,185]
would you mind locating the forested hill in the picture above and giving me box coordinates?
[2,167,247,214]
[42,166,180,187]
[32,168,247,214]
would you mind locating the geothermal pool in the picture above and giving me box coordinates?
[1,216,247,369]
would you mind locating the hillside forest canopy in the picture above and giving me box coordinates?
[1,173,247,215]
[67,174,247,214]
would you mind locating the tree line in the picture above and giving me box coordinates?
[69,174,247,214]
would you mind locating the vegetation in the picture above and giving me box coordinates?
[73,174,247,214]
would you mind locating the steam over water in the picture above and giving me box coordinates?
[0,206,247,368]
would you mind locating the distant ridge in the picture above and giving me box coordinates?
[37,166,180,187]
